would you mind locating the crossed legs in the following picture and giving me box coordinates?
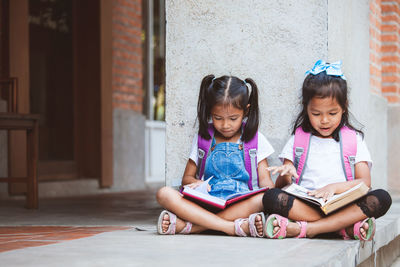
[263,188,392,238]
[156,186,264,236]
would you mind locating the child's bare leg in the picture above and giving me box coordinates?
[305,204,367,237]
[205,192,265,235]
[157,187,264,235]
[274,200,367,238]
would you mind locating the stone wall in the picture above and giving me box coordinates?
[165,0,385,188]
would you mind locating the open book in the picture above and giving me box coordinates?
[182,177,268,211]
[282,182,370,215]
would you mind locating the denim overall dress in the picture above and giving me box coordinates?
[203,138,250,200]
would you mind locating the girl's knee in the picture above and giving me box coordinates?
[371,189,392,217]
[156,186,176,206]
[262,188,294,216]
[357,189,392,219]
[262,188,282,204]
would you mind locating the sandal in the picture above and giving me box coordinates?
[234,218,248,237]
[248,212,266,238]
[339,217,376,241]
[264,214,307,239]
[157,210,192,235]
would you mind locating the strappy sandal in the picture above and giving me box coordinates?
[234,218,248,237]
[157,210,192,235]
[338,217,376,241]
[248,212,266,238]
[264,214,307,239]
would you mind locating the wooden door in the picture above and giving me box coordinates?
[28,0,113,186]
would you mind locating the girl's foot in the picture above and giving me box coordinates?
[340,218,375,241]
[265,214,307,238]
[271,218,302,237]
[157,210,192,235]
[234,213,265,237]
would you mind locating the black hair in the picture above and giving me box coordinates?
[197,75,260,142]
[292,71,363,141]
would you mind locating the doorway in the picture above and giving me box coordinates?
[29,0,108,183]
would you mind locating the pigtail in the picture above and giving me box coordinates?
[242,78,259,142]
[197,74,215,140]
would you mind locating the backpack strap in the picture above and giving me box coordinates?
[293,127,311,185]
[243,131,258,190]
[197,123,259,190]
[196,125,214,180]
[339,126,357,181]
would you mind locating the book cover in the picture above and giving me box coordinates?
[182,177,268,211]
[282,182,369,215]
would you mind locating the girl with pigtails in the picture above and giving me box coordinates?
[156,75,275,237]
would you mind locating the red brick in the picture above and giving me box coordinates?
[382,24,398,32]
[113,50,141,62]
[382,14,399,23]
[382,33,399,42]
[384,94,400,103]
[382,75,399,83]
[113,41,142,55]
[114,0,142,12]
[113,23,144,40]
[382,64,399,73]
[381,44,398,53]
[113,5,142,22]
[382,54,400,62]
[382,3,396,13]
[382,85,398,92]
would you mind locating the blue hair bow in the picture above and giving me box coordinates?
[305,60,346,80]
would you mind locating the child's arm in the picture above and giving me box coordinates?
[308,161,371,201]
[257,159,275,188]
[181,159,209,189]
[267,159,299,188]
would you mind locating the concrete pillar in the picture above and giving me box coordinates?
[165,0,384,189]
[388,106,400,193]
[327,0,387,189]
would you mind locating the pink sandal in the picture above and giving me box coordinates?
[234,218,249,237]
[264,214,307,239]
[234,212,266,237]
[157,210,192,235]
[338,217,376,241]
[248,212,266,238]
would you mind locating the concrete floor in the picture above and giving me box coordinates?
[1,187,400,267]
[0,187,162,228]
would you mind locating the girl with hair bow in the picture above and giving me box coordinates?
[262,60,392,240]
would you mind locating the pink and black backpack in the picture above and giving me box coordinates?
[293,126,357,184]
[196,124,260,190]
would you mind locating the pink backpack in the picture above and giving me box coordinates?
[196,124,259,190]
[293,126,357,184]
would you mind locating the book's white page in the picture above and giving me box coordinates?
[284,183,325,206]
[193,176,213,194]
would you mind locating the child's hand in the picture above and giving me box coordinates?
[307,184,336,202]
[267,165,299,179]
[184,180,211,192]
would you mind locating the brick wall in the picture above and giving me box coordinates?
[370,0,382,95]
[380,0,400,103]
[112,0,143,112]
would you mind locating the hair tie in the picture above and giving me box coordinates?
[244,81,251,97]
[305,60,346,80]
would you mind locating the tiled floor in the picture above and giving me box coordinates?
[0,186,163,253]
[0,226,131,253]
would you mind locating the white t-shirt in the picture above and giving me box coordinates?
[189,131,274,166]
[279,134,372,191]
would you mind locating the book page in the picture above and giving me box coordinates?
[283,183,325,206]
[192,176,213,195]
